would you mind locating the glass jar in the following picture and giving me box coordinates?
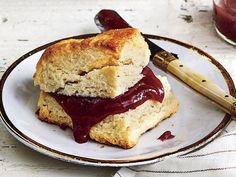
[213,0,236,45]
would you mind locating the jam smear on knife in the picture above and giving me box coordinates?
[50,67,165,143]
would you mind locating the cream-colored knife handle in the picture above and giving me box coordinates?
[153,51,236,116]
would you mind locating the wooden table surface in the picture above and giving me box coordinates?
[0,0,235,176]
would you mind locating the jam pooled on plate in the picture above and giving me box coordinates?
[158,131,175,141]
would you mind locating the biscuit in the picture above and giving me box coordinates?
[34,28,150,98]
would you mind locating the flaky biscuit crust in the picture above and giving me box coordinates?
[33,28,150,98]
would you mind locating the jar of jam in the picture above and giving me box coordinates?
[213,0,236,45]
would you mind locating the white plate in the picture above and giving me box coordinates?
[0,34,235,167]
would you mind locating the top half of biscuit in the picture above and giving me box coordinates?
[33,28,151,98]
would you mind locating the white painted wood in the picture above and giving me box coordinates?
[0,0,235,176]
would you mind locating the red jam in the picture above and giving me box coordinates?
[158,131,175,141]
[214,0,236,42]
[50,67,164,143]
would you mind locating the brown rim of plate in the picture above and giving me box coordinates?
[0,33,235,165]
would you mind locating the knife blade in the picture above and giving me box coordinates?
[94,9,236,116]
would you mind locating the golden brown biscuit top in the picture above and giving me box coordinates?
[81,28,139,52]
[34,28,142,78]
[38,28,140,64]
[33,28,149,97]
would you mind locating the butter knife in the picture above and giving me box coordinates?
[95,9,236,116]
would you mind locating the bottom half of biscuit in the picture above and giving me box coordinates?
[36,76,179,149]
